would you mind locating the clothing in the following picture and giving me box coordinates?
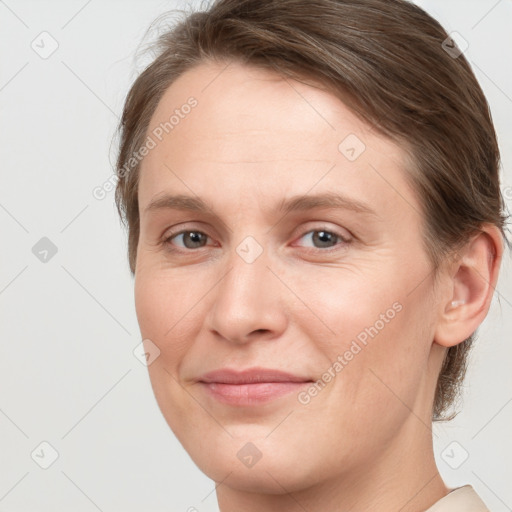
[425,485,489,511]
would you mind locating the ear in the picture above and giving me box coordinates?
[434,224,504,348]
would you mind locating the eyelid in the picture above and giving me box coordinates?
[292,219,352,239]
[162,220,214,240]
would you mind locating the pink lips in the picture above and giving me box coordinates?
[198,367,313,406]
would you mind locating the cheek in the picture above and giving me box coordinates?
[134,268,199,366]
[134,273,166,340]
[134,269,201,427]
[296,265,406,350]
[296,264,434,410]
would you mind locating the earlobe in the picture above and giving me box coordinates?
[434,225,503,348]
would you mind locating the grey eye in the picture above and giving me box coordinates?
[171,231,209,249]
[299,230,343,249]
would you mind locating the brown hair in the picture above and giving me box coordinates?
[114,0,509,421]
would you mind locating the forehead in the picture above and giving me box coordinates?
[138,59,419,224]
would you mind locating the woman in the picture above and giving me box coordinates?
[114,0,508,510]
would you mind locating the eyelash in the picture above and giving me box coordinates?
[161,226,351,254]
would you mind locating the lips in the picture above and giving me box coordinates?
[197,367,314,406]
[198,367,312,384]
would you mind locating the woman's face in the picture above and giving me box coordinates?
[134,60,446,492]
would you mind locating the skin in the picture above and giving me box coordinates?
[134,59,503,511]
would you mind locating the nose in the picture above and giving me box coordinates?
[205,241,288,345]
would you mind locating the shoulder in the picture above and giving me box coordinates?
[426,485,489,512]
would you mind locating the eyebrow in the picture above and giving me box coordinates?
[144,192,377,217]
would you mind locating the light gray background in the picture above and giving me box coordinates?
[0,0,511,510]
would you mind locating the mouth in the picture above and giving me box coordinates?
[197,367,314,406]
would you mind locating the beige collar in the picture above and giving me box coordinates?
[425,485,489,511]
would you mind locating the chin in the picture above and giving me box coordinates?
[178,431,329,496]
[195,452,317,495]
